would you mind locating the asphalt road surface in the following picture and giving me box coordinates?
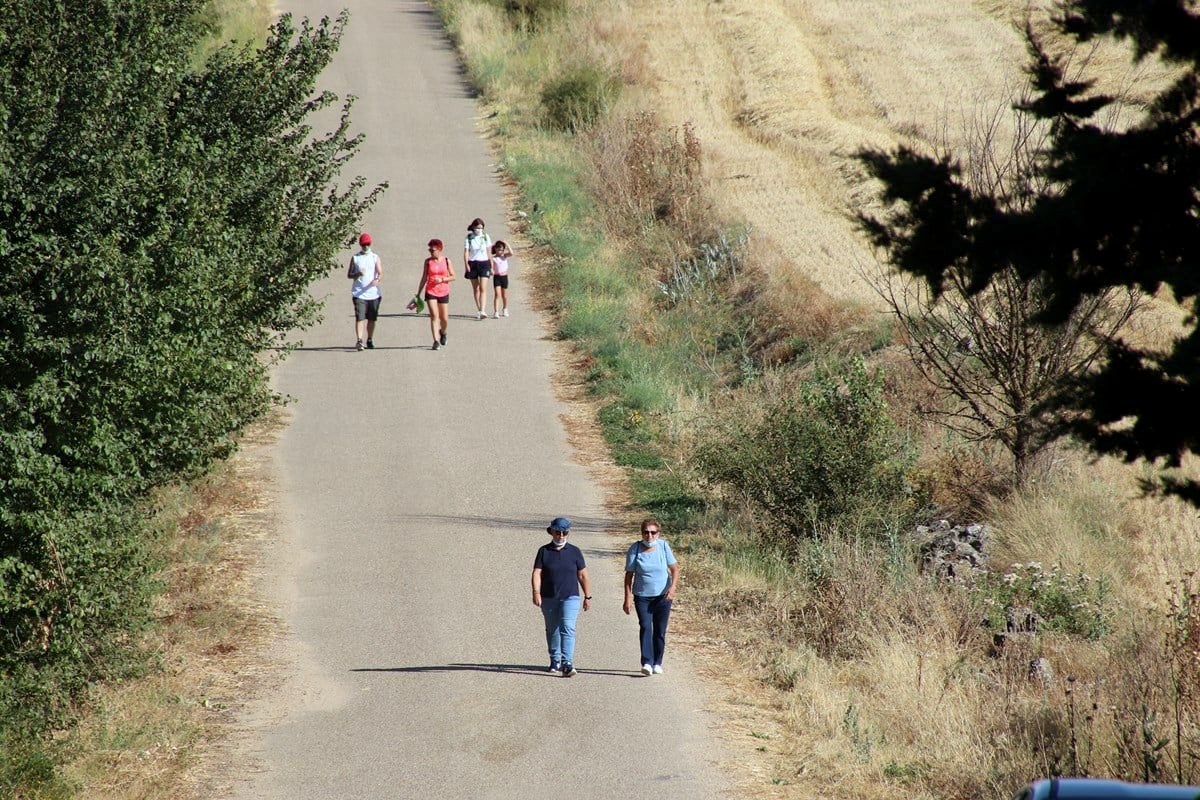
[228,2,729,798]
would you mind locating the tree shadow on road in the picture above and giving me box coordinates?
[350,663,638,677]
[402,513,616,534]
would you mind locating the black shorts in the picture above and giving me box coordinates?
[353,296,381,321]
[425,293,449,304]
[465,259,491,280]
[493,274,509,289]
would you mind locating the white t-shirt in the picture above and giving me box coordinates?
[350,251,381,300]
[465,232,491,261]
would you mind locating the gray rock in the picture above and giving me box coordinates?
[1029,657,1054,687]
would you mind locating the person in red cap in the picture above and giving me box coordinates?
[347,232,383,350]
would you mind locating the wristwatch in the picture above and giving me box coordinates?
[584,595,593,600]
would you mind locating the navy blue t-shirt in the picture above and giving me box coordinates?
[533,543,586,600]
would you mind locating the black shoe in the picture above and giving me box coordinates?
[366,339,375,349]
[355,339,364,351]
[439,331,447,346]
[432,341,441,351]
[561,662,577,677]
[548,660,561,673]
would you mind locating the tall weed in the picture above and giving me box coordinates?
[583,111,711,242]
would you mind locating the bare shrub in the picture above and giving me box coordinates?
[861,98,1140,488]
[920,443,1013,518]
[581,111,712,243]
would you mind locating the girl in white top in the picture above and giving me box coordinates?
[490,240,512,318]
[463,217,492,319]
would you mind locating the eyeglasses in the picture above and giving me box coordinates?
[641,529,659,535]
[549,530,569,536]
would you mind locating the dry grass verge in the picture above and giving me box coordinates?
[58,415,283,800]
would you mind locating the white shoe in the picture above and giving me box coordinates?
[477,311,485,320]
[492,311,500,319]
[503,308,510,317]
[641,664,652,676]
[652,664,663,674]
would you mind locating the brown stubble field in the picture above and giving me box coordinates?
[626,0,1180,312]
[626,0,1032,307]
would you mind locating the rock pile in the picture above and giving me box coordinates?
[913,519,989,581]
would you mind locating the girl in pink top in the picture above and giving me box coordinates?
[490,240,512,318]
[416,239,455,350]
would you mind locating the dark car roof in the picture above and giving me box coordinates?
[1016,779,1200,800]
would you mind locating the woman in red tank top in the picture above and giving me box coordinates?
[417,239,455,350]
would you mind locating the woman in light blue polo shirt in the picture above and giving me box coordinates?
[622,518,680,676]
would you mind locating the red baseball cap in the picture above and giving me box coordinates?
[359,232,372,246]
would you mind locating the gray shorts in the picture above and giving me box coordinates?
[353,297,381,321]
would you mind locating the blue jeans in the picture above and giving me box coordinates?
[541,595,582,664]
[634,594,672,666]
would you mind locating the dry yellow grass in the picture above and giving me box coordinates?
[994,452,1200,608]
[59,416,284,800]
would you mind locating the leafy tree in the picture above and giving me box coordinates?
[857,1,1200,501]
[0,0,383,750]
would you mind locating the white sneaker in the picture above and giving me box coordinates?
[502,308,510,317]
[641,664,652,676]
[477,311,485,320]
[492,311,500,319]
[652,664,663,674]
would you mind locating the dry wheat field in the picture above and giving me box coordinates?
[624,0,1176,305]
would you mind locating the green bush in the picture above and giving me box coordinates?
[0,734,70,800]
[541,64,620,132]
[696,357,916,549]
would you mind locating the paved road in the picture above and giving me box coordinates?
[229,2,728,798]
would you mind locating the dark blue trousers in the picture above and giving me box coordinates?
[633,593,672,666]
